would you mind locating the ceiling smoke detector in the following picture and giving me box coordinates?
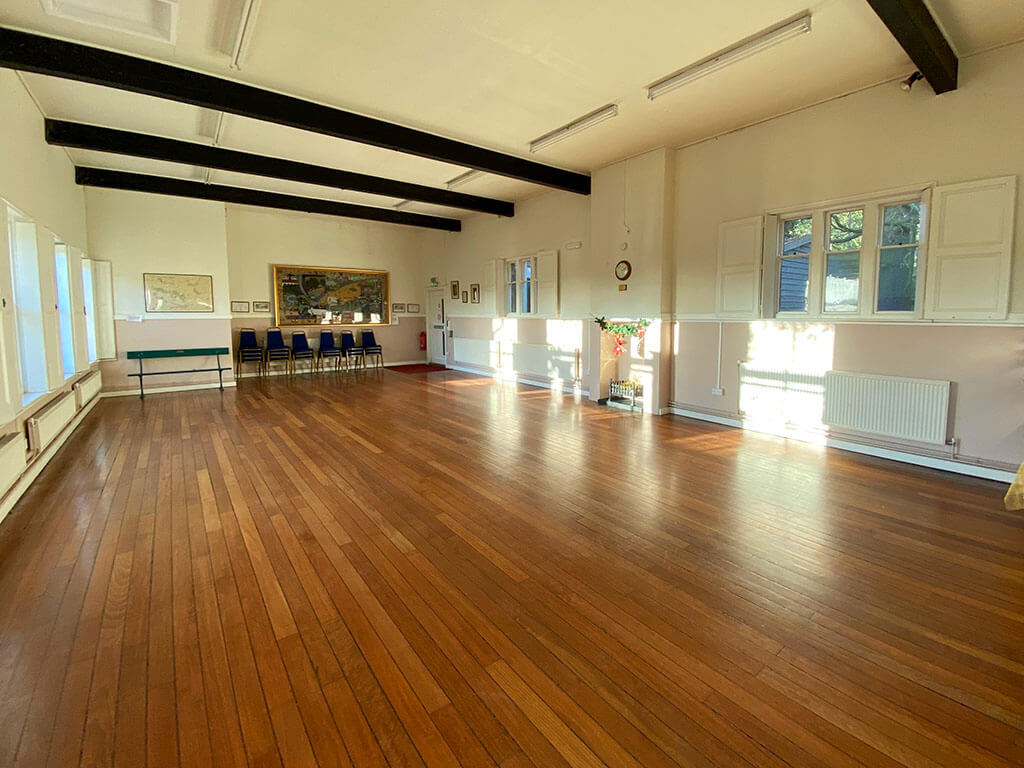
[41,0,179,44]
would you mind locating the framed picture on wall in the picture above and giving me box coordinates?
[252,300,271,312]
[407,303,421,313]
[450,280,460,299]
[470,283,480,303]
[231,300,250,313]
[462,290,468,303]
[143,273,214,313]
[272,264,390,326]
[392,302,407,313]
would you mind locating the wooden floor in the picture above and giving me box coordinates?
[0,369,1021,767]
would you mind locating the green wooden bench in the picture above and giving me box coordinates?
[126,347,231,399]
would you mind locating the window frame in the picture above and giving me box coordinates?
[505,255,536,317]
[768,186,929,322]
[821,207,865,315]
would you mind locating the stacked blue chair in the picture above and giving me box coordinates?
[339,330,364,370]
[360,330,383,368]
[236,328,264,376]
[265,327,291,373]
[290,330,315,374]
[317,330,342,372]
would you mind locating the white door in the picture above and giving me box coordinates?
[427,288,446,365]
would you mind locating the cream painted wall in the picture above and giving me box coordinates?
[84,188,233,390]
[226,206,428,318]
[426,190,590,318]
[674,40,1024,315]
[0,71,87,249]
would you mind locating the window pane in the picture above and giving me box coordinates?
[882,202,921,246]
[782,217,812,255]
[82,259,98,363]
[524,259,532,281]
[55,246,76,377]
[829,209,863,251]
[877,246,918,311]
[778,256,809,312]
[824,251,860,312]
[508,262,516,282]
[508,283,517,314]
[521,281,531,313]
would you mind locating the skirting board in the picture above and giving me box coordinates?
[667,406,1013,484]
[0,394,101,526]
[446,363,589,397]
[101,380,238,398]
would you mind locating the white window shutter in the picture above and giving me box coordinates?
[91,260,117,360]
[535,250,559,317]
[0,206,18,423]
[760,214,779,318]
[34,227,64,390]
[924,176,1016,320]
[715,216,763,318]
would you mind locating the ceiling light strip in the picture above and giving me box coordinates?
[647,14,812,100]
[529,104,619,153]
[446,169,483,189]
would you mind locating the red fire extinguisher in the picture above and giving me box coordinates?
[419,331,427,351]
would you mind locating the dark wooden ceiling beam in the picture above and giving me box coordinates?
[0,26,590,195]
[74,167,461,232]
[864,0,958,94]
[47,120,514,217]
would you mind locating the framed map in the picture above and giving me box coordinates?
[143,273,214,313]
[272,265,390,326]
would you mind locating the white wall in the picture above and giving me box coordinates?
[85,188,234,390]
[0,70,87,249]
[675,40,1024,315]
[669,41,1024,468]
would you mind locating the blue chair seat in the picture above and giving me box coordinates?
[360,330,383,367]
[265,327,291,370]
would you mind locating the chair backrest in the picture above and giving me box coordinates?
[266,327,286,348]
[292,331,310,351]
[361,330,377,347]
[339,330,356,349]
[319,330,336,349]
[239,328,259,348]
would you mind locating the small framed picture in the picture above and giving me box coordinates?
[252,300,271,312]
[407,303,421,313]
[392,302,407,313]
[450,280,460,299]
[461,290,468,303]
[231,300,250,313]
[470,283,480,303]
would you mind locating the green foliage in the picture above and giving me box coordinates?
[593,316,651,338]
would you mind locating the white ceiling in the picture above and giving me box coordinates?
[3,0,1024,223]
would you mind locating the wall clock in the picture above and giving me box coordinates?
[614,259,632,281]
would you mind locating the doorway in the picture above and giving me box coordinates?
[427,288,446,365]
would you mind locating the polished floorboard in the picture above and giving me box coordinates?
[0,369,1020,767]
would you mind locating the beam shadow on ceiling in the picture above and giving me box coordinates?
[47,120,514,217]
[864,0,958,93]
[75,167,462,232]
[0,26,591,195]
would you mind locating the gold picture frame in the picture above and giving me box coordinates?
[272,264,390,326]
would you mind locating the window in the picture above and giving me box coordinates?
[506,256,535,315]
[877,202,920,312]
[778,216,811,312]
[54,243,76,378]
[8,215,48,402]
[824,209,862,313]
[771,192,925,319]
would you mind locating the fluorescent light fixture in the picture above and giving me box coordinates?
[529,104,619,153]
[646,14,812,100]
[446,169,483,189]
[41,0,179,44]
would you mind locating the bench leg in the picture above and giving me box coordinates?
[217,355,224,392]
[138,358,145,399]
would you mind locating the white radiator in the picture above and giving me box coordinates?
[823,371,951,445]
[26,392,77,453]
[73,371,102,408]
[0,432,27,497]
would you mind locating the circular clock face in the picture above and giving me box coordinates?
[614,259,632,281]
